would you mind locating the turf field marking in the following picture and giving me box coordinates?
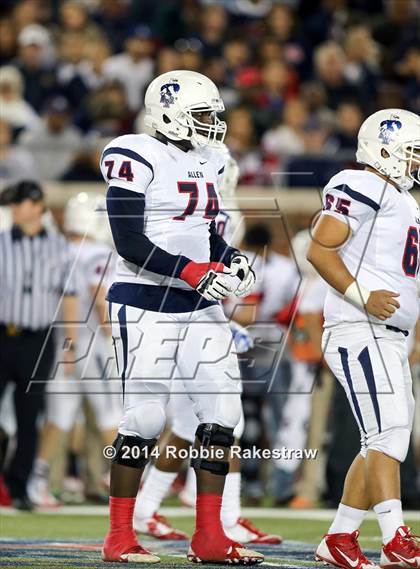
[1,506,419,521]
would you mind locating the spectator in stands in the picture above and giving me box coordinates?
[151,1,199,47]
[314,41,361,110]
[262,98,308,158]
[257,37,283,65]
[0,119,35,182]
[265,5,310,79]
[82,81,132,137]
[285,118,340,188]
[12,0,43,32]
[79,39,112,91]
[0,65,40,132]
[62,135,110,181]
[0,18,17,65]
[14,24,57,113]
[154,47,181,75]
[396,46,420,113]
[344,25,380,106]
[223,38,251,86]
[254,60,296,134]
[58,1,102,42]
[195,4,227,59]
[373,0,419,77]
[174,38,203,72]
[303,0,351,47]
[331,102,363,151]
[57,32,90,108]
[92,0,133,53]
[19,96,82,181]
[225,107,266,185]
[103,25,154,111]
[300,81,335,126]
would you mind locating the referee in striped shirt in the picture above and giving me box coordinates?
[0,180,77,509]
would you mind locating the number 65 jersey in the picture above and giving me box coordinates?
[321,169,419,331]
[100,133,226,290]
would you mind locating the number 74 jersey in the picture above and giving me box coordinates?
[321,169,419,331]
[100,133,226,289]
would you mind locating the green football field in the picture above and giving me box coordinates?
[1,507,419,569]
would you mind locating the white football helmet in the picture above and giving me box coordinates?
[217,143,240,198]
[356,108,420,191]
[64,192,106,239]
[144,70,226,148]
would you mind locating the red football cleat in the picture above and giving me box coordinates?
[224,518,282,545]
[316,530,378,569]
[188,531,264,565]
[102,529,160,563]
[134,512,188,541]
[0,475,12,507]
[380,526,420,568]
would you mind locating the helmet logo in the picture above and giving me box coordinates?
[379,119,402,145]
[160,82,180,108]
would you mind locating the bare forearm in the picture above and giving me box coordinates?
[303,312,323,359]
[62,295,78,347]
[307,246,354,294]
[91,284,112,337]
[233,305,257,327]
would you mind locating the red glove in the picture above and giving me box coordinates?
[180,261,227,289]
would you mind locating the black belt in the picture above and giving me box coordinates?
[0,324,49,337]
[385,325,409,337]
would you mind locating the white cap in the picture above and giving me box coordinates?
[18,24,51,48]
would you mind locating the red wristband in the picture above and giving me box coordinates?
[180,261,226,289]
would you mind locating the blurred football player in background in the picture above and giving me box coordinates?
[272,229,328,507]
[27,192,121,507]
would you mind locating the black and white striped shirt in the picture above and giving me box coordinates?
[0,225,76,331]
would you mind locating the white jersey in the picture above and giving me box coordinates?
[322,169,419,331]
[68,239,114,344]
[246,250,299,342]
[299,275,329,314]
[100,133,226,290]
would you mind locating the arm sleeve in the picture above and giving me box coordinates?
[107,186,190,278]
[321,183,379,232]
[209,220,239,264]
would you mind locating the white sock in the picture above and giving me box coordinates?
[328,503,368,534]
[222,472,241,528]
[373,499,404,544]
[134,466,177,520]
[33,458,49,479]
[181,467,197,505]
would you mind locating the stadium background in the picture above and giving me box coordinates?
[0,0,419,564]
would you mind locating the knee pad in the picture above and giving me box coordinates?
[111,433,157,469]
[121,401,166,440]
[233,408,244,439]
[367,427,411,463]
[191,423,234,476]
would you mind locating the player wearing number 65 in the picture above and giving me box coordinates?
[307,108,420,569]
[99,70,260,565]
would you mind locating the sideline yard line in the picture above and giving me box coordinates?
[1,506,419,521]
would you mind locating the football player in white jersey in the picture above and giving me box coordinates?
[27,193,121,507]
[307,109,420,569]
[100,70,262,565]
[131,151,280,546]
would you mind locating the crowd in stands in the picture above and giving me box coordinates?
[0,0,418,187]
